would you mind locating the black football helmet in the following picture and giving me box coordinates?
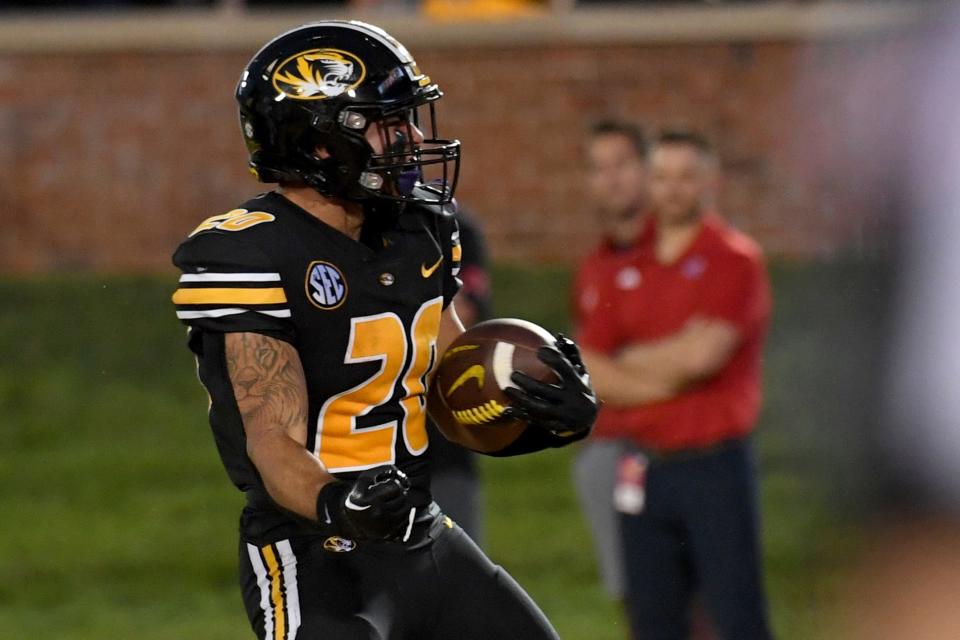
[236,21,460,205]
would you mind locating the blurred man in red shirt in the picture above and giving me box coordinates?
[572,120,648,609]
[580,129,773,640]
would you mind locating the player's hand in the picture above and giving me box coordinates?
[317,465,414,541]
[554,333,589,377]
[503,335,598,439]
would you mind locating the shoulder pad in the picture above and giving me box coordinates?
[173,226,275,276]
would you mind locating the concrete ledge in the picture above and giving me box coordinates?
[0,2,925,54]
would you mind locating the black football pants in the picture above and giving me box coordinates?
[239,505,558,640]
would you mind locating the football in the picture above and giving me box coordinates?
[432,318,560,453]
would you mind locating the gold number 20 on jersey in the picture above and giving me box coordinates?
[315,297,443,472]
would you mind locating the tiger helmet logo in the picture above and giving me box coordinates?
[272,48,366,100]
[323,536,356,553]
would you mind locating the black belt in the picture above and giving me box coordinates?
[637,436,747,465]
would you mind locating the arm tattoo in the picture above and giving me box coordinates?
[225,333,309,441]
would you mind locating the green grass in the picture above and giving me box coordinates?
[0,262,889,639]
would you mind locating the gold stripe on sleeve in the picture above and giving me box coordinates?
[172,287,287,306]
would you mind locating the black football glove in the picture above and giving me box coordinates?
[316,465,415,542]
[503,334,598,439]
[555,333,589,377]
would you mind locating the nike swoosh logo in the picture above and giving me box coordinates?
[446,364,485,398]
[421,256,443,278]
[344,496,371,512]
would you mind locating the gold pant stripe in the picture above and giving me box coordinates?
[171,287,287,305]
[261,544,287,640]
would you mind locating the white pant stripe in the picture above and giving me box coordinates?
[276,540,301,639]
[246,543,275,640]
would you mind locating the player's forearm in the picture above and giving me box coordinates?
[437,302,466,358]
[581,349,676,407]
[427,303,467,423]
[225,332,331,522]
[247,434,334,521]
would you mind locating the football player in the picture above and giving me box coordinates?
[171,21,597,640]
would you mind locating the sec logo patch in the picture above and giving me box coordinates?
[306,261,348,309]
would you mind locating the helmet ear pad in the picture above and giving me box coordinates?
[301,119,375,199]
[248,99,375,198]
[242,100,316,184]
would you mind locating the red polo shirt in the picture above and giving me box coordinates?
[572,236,644,327]
[572,232,648,436]
[577,214,771,451]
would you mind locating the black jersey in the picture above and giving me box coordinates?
[172,192,461,539]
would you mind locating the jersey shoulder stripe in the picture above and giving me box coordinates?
[173,286,287,306]
[176,307,292,320]
[180,272,281,283]
[173,271,291,320]
[172,214,295,329]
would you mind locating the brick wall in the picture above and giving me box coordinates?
[0,12,919,272]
